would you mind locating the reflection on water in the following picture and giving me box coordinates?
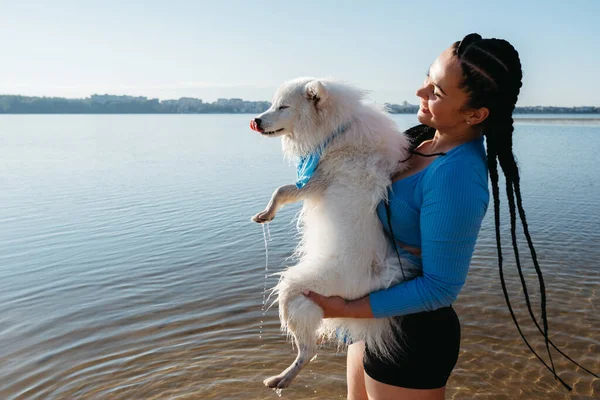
[0,115,598,399]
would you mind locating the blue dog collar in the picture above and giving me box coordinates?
[295,121,352,189]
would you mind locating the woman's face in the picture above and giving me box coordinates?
[416,46,474,132]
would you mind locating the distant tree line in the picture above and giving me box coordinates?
[0,94,597,114]
[0,95,271,114]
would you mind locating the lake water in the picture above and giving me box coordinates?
[0,114,598,399]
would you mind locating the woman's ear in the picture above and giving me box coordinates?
[466,107,490,125]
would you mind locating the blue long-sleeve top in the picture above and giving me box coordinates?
[369,136,489,318]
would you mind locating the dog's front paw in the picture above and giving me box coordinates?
[251,210,275,224]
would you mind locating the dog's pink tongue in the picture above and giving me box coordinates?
[250,120,257,131]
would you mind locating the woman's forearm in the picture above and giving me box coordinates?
[303,291,375,319]
[345,295,375,318]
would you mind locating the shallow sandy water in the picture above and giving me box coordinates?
[0,115,598,399]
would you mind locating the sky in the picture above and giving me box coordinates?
[1,0,599,106]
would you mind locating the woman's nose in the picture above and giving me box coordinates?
[416,86,428,99]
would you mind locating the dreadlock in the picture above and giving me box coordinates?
[446,33,597,390]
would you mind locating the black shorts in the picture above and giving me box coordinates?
[363,306,461,390]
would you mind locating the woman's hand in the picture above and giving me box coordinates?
[303,290,374,319]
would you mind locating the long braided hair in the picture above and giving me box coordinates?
[406,33,597,390]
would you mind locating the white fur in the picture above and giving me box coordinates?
[251,77,412,389]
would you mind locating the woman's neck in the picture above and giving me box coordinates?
[427,129,482,153]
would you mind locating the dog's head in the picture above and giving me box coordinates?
[250,78,366,156]
[250,77,329,138]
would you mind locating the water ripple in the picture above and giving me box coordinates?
[0,115,598,399]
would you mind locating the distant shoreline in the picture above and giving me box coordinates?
[1,94,598,115]
[1,113,600,119]
[1,112,600,116]
[513,117,600,124]
[3,112,599,126]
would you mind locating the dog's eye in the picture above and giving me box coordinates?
[278,105,289,110]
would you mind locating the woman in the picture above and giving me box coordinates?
[304,33,597,399]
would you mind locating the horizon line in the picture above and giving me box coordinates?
[0,93,598,109]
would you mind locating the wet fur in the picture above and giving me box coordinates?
[251,77,412,389]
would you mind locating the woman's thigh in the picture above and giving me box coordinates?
[364,374,445,400]
[361,307,460,399]
[347,341,368,400]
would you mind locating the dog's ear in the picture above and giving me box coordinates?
[305,80,329,107]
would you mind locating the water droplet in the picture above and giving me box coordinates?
[260,222,272,341]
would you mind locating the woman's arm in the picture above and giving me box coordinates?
[306,160,489,318]
[370,160,489,317]
[303,290,374,318]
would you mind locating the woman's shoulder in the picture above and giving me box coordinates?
[423,137,489,189]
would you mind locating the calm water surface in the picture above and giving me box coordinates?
[0,114,598,399]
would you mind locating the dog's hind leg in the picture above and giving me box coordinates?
[263,294,322,389]
[263,341,316,389]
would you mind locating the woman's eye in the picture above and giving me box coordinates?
[278,105,289,110]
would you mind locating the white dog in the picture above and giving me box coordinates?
[250,77,412,389]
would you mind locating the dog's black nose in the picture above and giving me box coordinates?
[250,118,263,132]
